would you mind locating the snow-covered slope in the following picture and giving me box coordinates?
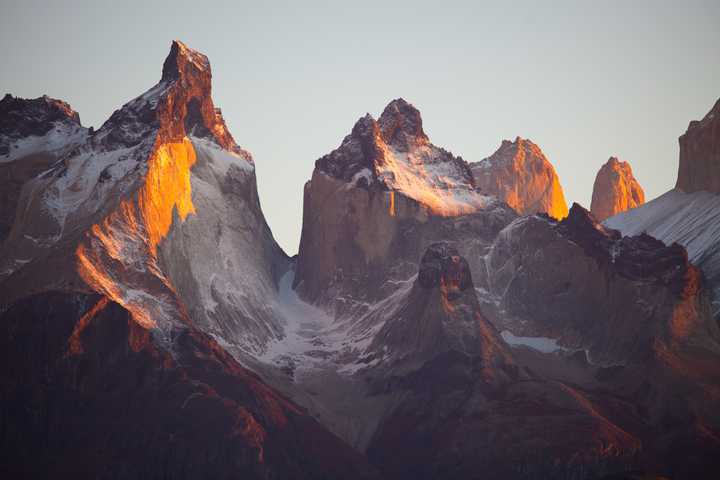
[605,189,720,318]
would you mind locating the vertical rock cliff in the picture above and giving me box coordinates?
[294,98,515,312]
[676,97,720,194]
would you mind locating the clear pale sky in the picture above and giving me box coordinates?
[2,0,719,254]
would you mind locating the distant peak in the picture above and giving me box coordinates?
[161,40,211,82]
[378,98,427,148]
[351,113,378,136]
[605,156,625,167]
[591,156,644,221]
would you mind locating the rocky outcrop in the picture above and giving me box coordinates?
[0,94,81,155]
[294,99,513,310]
[676,97,720,194]
[0,292,380,479]
[364,243,646,479]
[470,136,569,219]
[606,190,720,320]
[483,203,719,365]
[367,242,512,376]
[591,157,645,221]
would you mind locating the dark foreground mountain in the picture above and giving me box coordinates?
[0,292,379,479]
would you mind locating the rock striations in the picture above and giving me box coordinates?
[591,157,645,221]
[470,136,569,219]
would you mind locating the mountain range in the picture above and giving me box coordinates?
[2,41,720,480]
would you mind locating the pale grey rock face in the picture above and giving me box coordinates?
[0,41,288,356]
[482,204,720,366]
[159,138,290,358]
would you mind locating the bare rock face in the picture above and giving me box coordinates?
[294,99,514,311]
[465,203,720,478]
[470,136,569,219]
[0,40,287,357]
[484,203,718,364]
[591,157,645,221]
[367,242,512,376]
[676,97,720,194]
[365,243,647,479]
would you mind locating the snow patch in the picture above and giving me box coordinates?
[500,330,570,353]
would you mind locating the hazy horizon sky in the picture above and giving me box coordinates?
[2,0,719,254]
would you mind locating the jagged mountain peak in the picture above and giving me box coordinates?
[498,136,542,156]
[95,40,241,155]
[367,241,512,377]
[590,156,644,221]
[161,40,211,82]
[417,241,473,294]
[470,136,568,219]
[0,94,81,127]
[377,97,427,149]
[0,94,83,157]
[313,98,487,215]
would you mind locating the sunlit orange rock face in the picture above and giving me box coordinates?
[676,97,720,194]
[294,99,516,310]
[590,157,645,222]
[470,137,569,219]
[0,40,382,478]
[73,41,243,330]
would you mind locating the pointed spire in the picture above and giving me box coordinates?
[161,40,211,83]
[378,98,427,149]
